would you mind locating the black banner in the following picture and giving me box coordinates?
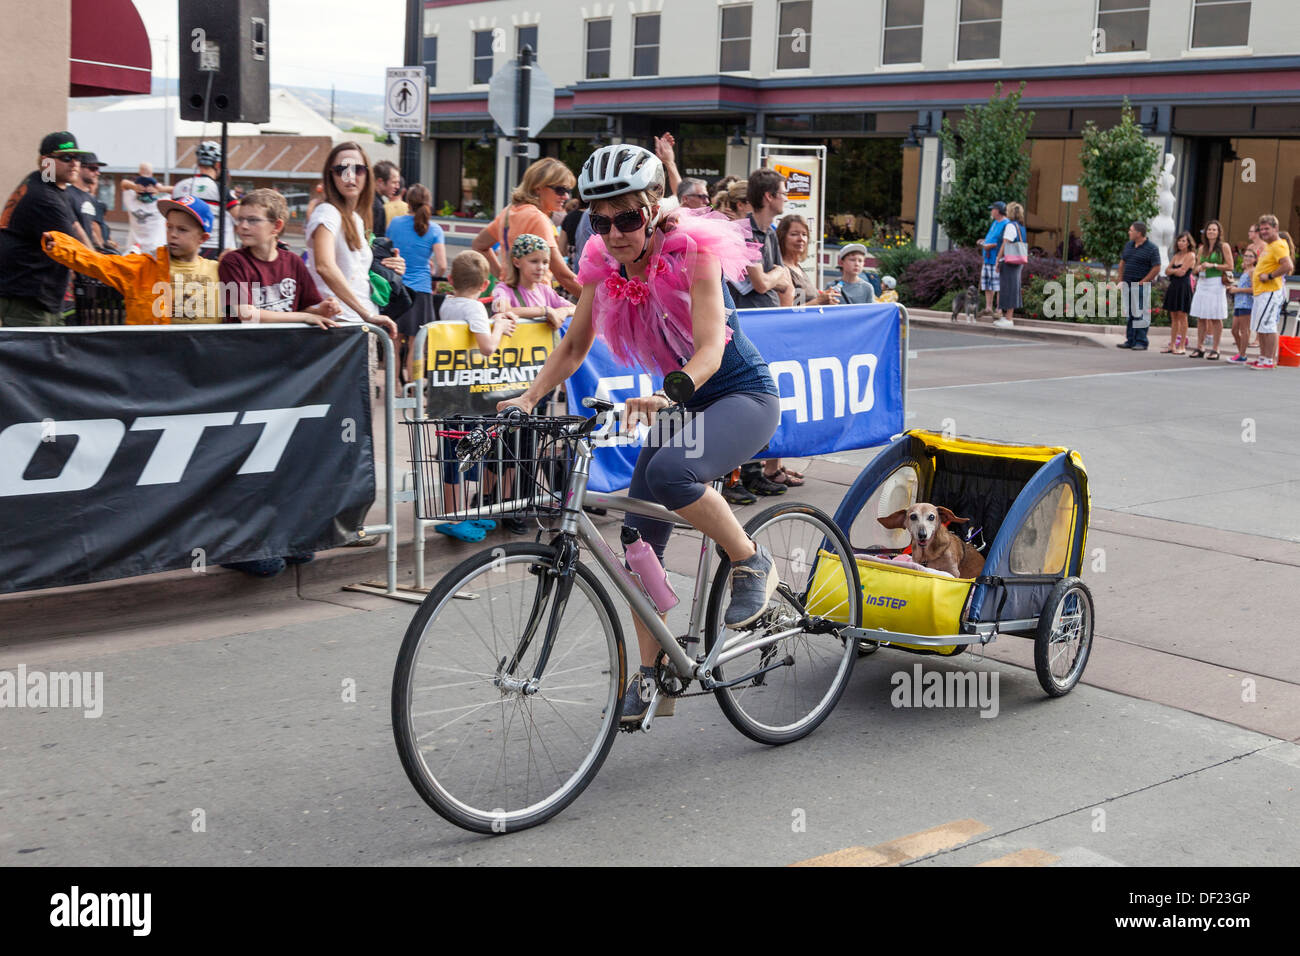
[0,326,375,594]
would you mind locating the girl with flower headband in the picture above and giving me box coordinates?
[498,144,782,726]
[491,233,576,331]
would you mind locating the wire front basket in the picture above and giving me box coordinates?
[406,415,585,522]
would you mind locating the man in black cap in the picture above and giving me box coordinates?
[978,201,1009,317]
[0,132,94,326]
[68,153,117,252]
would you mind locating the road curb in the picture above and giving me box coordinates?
[907,310,1112,347]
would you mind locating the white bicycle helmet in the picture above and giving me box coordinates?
[578,144,664,202]
[196,140,222,167]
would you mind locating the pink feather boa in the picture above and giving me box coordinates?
[576,208,761,376]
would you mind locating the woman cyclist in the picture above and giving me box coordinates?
[498,144,782,724]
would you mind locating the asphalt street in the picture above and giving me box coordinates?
[2,326,1297,866]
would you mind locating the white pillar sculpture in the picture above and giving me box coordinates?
[1149,152,1177,273]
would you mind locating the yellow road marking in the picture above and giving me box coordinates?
[977,848,1060,867]
[791,819,991,867]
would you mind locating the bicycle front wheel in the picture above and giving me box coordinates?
[392,542,626,834]
[703,503,861,745]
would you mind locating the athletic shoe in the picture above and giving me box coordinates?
[722,482,757,506]
[744,471,787,496]
[1248,359,1275,370]
[1116,342,1134,349]
[1229,354,1250,363]
[619,671,674,723]
[724,543,780,628]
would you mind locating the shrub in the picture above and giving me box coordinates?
[902,247,983,306]
[873,241,935,287]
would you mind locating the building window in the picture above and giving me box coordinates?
[472,29,493,85]
[517,25,538,56]
[1190,0,1250,47]
[586,18,611,78]
[957,0,1001,60]
[422,36,437,88]
[633,14,660,77]
[719,4,752,73]
[882,0,924,64]
[1095,0,1149,52]
[776,0,812,69]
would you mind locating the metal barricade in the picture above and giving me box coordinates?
[72,275,127,325]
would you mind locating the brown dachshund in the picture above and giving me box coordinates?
[879,504,985,578]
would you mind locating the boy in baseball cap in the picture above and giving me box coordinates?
[831,243,877,304]
[41,193,224,323]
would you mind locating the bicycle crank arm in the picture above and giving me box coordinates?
[702,654,795,691]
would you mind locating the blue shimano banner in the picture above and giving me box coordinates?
[566,303,903,492]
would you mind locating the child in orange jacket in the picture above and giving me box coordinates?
[42,195,223,324]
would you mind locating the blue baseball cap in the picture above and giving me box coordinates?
[158,195,213,233]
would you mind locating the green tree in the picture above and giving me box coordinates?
[1078,101,1160,276]
[935,82,1034,248]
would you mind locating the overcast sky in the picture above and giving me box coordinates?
[131,0,407,95]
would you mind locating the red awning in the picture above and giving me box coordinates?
[69,0,152,97]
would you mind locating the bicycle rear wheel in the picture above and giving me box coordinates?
[392,542,626,833]
[703,503,860,745]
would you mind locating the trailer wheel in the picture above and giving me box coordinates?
[1034,577,1094,697]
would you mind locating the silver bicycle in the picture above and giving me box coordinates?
[392,398,862,833]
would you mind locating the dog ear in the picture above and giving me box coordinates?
[878,509,908,529]
[936,506,969,525]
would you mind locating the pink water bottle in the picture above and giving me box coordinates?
[622,528,679,613]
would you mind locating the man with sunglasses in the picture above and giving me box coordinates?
[0,132,96,326]
[677,178,710,210]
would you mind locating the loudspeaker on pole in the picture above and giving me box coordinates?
[178,0,271,124]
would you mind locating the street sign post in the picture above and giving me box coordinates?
[1060,184,1079,261]
[384,66,426,134]
[487,47,553,189]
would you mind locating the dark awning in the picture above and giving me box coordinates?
[69,0,152,97]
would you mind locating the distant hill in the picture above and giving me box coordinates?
[71,78,386,135]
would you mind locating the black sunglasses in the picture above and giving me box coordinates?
[331,162,367,178]
[549,184,571,196]
[589,208,647,235]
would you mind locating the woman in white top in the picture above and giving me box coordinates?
[305,141,401,337]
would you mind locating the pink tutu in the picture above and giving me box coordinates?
[577,209,761,376]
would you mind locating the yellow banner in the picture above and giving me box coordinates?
[422,320,557,416]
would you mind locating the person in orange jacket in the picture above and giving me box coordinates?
[42,194,224,323]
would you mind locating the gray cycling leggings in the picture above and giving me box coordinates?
[623,390,781,561]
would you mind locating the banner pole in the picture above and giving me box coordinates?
[360,323,398,595]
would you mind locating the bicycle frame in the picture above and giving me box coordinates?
[541,434,805,687]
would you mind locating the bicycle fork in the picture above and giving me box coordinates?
[492,538,580,696]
